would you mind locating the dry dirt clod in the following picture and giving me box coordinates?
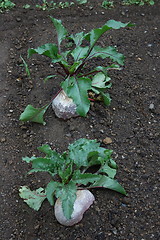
[103,137,112,144]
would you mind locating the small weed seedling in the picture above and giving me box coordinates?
[0,0,15,12]
[102,0,114,9]
[36,0,86,11]
[122,0,154,5]
[19,138,126,225]
[20,17,133,124]
[23,4,31,9]
[36,0,74,11]
[20,56,31,79]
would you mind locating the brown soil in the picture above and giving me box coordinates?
[0,0,160,239]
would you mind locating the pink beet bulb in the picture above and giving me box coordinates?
[54,190,95,226]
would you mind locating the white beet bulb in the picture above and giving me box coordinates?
[54,190,95,226]
[52,90,78,119]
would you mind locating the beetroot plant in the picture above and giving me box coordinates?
[19,138,126,226]
[20,17,133,124]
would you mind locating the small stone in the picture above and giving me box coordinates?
[1,137,6,143]
[103,137,112,144]
[149,103,154,110]
[66,133,71,137]
[111,228,118,235]
[16,17,21,22]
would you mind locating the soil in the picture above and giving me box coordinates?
[0,0,160,239]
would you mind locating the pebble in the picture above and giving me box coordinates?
[16,17,21,22]
[103,137,112,144]
[111,228,118,235]
[1,137,6,143]
[65,133,71,137]
[149,103,154,110]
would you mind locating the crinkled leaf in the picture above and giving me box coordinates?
[61,76,91,116]
[55,181,77,219]
[37,144,53,157]
[19,104,49,125]
[22,156,37,163]
[19,186,46,211]
[46,181,62,206]
[71,46,89,61]
[30,158,56,175]
[72,170,101,185]
[68,138,100,167]
[97,148,113,163]
[91,175,126,195]
[92,72,111,88]
[50,17,67,47]
[89,46,125,65]
[28,149,65,175]
[99,164,117,178]
[28,43,59,59]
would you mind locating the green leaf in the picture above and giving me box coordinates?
[19,186,46,211]
[85,25,111,48]
[72,170,101,185]
[89,46,125,65]
[55,181,77,219]
[69,61,82,73]
[98,148,113,163]
[99,164,117,178]
[68,138,100,167]
[29,150,65,175]
[76,0,87,4]
[22,156,37,163]
[28,43,59,59]
[31,158,56,174]
[71,46,89,61]
[37,144,53,157]
[92,72,111,88]
[109,159,117,169]
[69,32,85,47]
[19,104,49,125]
[46,181,62,206]
[61,76,91,117]
[85,20,133,50]
[105,19,133,29]
[58,163,73,183]
[20,56,31,79]
[91,175,126,195]
[100,91,111,106]
[50,17,67,47]
[44,75,56,83]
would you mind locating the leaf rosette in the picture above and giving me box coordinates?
[19,138,126,220]
[19,17,134,123]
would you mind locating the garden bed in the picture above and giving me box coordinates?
[0,0,160,239]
